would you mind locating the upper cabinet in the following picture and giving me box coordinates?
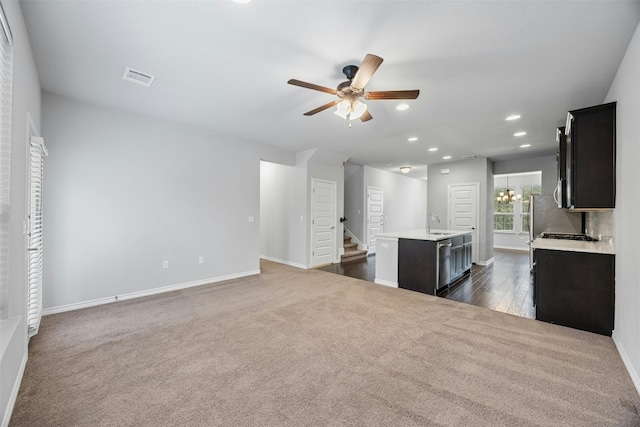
[560,102,616,210]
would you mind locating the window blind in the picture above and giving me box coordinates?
[27,137,47,336]
[0,3,13,320]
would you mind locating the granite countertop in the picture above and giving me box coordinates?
[375,229,472,242]
[531,238,615,255]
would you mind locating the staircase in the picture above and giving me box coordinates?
[341,235,368,263]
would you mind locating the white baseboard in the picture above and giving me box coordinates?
[374,279,398,288]
[612,331,640,397]
[42,269,261,316]
[494,245,529,252]
[476,257,495,266]
[2,351,27,427]
[260,255,309,270]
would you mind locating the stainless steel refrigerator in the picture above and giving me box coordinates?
[528,194,583,267]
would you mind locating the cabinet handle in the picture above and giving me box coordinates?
[565,113,574,135]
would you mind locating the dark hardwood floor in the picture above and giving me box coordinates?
[318,249,535,319]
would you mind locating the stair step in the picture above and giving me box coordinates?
[343,236,352,244]
[341,249,368,263]
[343,242,358,251]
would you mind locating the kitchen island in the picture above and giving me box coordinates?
[375,229,472,295]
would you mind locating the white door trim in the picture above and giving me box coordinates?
[366,186,384,255]
[310,178,337,267]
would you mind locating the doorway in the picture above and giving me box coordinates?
[447,183,479,263]
[311,178,337,267]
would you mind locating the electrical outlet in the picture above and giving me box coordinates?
[163,261,169,269]
[198,256,204,264]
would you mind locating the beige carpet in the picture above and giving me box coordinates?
[11,260,640,426]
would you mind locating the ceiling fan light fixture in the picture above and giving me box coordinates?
[334,100,350,119]
[396,103,410,111]
[350,101,367,120]
[400,166,411,173]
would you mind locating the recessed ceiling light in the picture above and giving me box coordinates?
[396,104,410,111]
[428,148,438,152]
[520,144,531,148]
[443,156,451,160]
[513,131,527,137]
[408,137,418,142]
[506,114,521,121]
[233,0,252,3]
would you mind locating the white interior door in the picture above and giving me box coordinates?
[311,179,336,267]
[367,187,384,254]
[448,183,479,263]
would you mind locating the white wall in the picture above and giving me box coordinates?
[1,1,42,424]
[260,160,306,268]
[427,158,494,263]
[363,166,428,237]
[41,92,293,310]
[259,148,344,268]
[493,155,556,195]
[605,21,640,394]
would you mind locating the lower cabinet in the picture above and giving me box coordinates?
[450,235,472,284]
[398,239,437,295]
[534,249,614,336]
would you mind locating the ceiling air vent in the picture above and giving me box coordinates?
[462,155,480,160]
[122,67,155,87]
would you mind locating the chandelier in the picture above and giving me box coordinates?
[496,175,522,204]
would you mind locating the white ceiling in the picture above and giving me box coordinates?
[20,0,640,179]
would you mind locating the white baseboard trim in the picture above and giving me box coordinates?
[476,257,495,267]
[2,351,27,427]
[612,331,640,397]
[42,269,261,316]
[374,279,398,288]
[494,245,529,252]
[260,255,308,270]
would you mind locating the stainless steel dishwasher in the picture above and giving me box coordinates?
[436,239,452,292]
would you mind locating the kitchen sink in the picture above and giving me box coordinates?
[429,232,453,236]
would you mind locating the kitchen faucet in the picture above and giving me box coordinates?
[427,212,440,234]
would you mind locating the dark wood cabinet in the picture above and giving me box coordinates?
[398,239,437,295]
[556,126,568,209]
[398,234,472,296]
[534,249,614,336]
[563,102,616,210]
[450,235,472,283]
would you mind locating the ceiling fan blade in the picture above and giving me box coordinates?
[288,79,337,95]
[364,90,420,100]
[351,54,383,90]
[303,100,341,116]
[360,110,373,122]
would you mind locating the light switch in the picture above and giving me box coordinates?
[248,216,255,223]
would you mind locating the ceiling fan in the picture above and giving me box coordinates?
[288,54,420,123]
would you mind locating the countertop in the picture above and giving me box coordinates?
[532,238,615,255]
[375,229,472,242]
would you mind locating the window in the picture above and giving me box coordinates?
[0,4,12,319]
[493,186,514,231]
[493,171,542,236]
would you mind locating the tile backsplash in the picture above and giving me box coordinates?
[585,210,615,242]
